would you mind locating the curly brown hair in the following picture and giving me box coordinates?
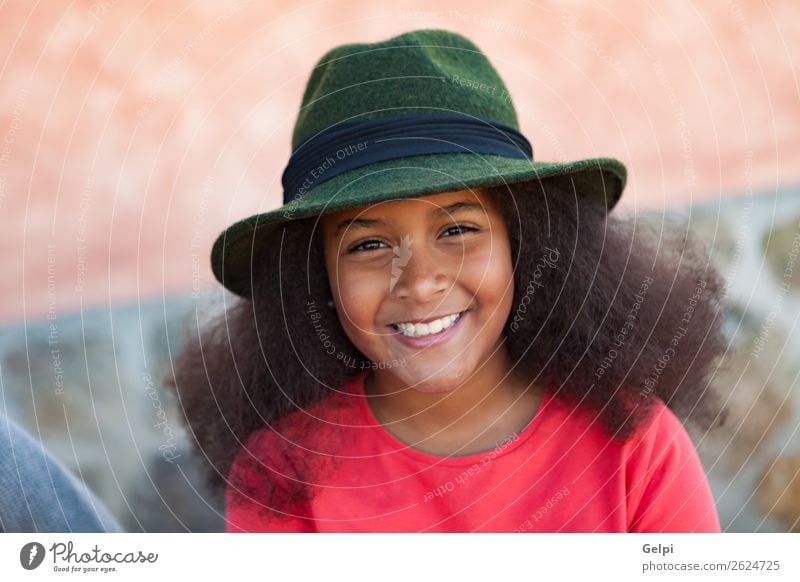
[166,177,730,519]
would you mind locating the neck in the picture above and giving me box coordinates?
[364,338,534,437]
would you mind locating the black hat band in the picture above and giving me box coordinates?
[281,113,534,204]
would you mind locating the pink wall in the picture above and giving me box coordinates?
[1,0,797,323]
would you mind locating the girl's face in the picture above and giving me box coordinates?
[320,188,515,394]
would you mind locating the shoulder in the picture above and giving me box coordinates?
[553,391,693,445]
[235,375,363,465]
[542,391,698,465]
[633,398,714,499]
[623,398,721,531]
[625,397,698,465]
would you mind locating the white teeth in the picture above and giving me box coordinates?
[394,312,463,338]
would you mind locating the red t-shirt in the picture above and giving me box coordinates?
[225,370,720,532]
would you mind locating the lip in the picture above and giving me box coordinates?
[387,310,468,348]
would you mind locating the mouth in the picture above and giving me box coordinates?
[388,310,467,340]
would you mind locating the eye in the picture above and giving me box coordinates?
[347,238,388,253]
[441,224,479,237]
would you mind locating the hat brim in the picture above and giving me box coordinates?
[211,153,626,299]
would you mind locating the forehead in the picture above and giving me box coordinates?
[320,187,497,227]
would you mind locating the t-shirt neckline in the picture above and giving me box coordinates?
[348,370,553,466]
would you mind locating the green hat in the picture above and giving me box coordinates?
[211,28,627,299]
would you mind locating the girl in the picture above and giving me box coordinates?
[169,28,728,532]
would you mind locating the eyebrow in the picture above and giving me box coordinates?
[333,200,486,237]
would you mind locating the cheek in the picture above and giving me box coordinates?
[322,238,390,357]
[464,241,515,313]
[330,265,386,335]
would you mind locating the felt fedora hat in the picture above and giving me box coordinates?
[211,28,627,299]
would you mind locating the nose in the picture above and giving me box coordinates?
[389,237,450,303]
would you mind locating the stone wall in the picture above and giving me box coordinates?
[685,188,800,532]
[0,296,225,531]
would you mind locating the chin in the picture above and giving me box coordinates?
[396,365,470,394]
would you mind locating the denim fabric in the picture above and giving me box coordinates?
[0,415,122,532]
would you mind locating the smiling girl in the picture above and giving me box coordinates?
[169,29,729,532]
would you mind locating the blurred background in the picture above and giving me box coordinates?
[0,0,798,531]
